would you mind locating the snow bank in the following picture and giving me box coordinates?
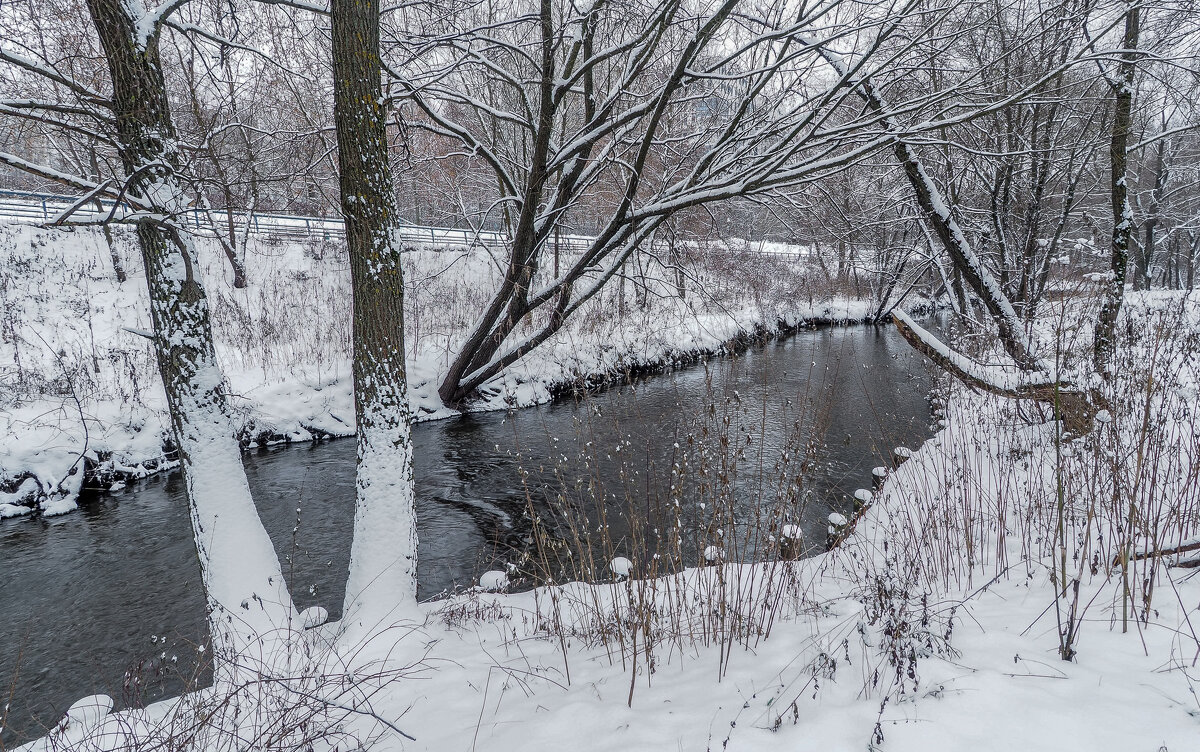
[402,292,1200,751]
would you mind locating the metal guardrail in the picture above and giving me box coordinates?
[0,189,595,250]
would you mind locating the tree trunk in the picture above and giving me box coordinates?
[221,184,248,289]
[1187,231,1197,290]
[1093,4,1140,374]
[98,202,127,283]
[90,149,127,282]
[1136,137,1167,291]
[1167,233,1180,289]
[820,55,1044,371]
[436,0,558,407]
[332,0,419,637]
[893,142,1042,371]
[668,225,686,300]
[85,0,294,652]
[893,311,1101,435]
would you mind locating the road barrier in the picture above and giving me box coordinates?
[0,189,595,250]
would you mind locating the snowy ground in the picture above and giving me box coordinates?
[9,219,1196,751]
[413,297,1200,751]
[19,293,1200,752]
[0,223,884,518]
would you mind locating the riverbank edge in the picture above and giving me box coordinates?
[0,300,935,520]
[18,367,1200,752]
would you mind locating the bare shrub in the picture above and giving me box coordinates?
[30,624,427,752]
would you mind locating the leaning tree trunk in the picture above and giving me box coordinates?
[86,0,294,652]
[436,0,558,407]
[332,0,420,639]
[807,41,1109,430]
[810,43,1045,372]
[1093,3,1139,375]
[891,143,1043,372]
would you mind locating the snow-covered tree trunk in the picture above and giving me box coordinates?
[420,0,899,406]
[332,0,420,638]
[86,0,295,652]
[804,37,1110,430]
[1093,3,1140,374]
[895,147,1039,371]
[797,36,1048,373]
[844,74,1044,372]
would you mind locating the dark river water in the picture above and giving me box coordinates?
[0,323,933,743]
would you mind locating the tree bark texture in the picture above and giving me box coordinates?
[86,0,295,650]
[1093,4,1139,374]
[332,0,420,635]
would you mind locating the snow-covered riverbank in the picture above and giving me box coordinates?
[0,223,895,518]
[395,292,1200,751]
[20,293,1200,751]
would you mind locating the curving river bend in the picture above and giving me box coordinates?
[0,323,934,744]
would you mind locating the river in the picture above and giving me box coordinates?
[0,322,934,744]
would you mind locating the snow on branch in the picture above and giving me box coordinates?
[798,33,1051,372]
[0,50,110,105]
[0,103,116,145]
[891,309,1062,399]
[252,0,331,15]
[0,152,126,198]
[135,0,194,47]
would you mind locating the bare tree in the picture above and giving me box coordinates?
[81,0,296,650]
[782,0,1200,428]
[385,0,990,405]
[1,0,432,651]
[330,0,420,637]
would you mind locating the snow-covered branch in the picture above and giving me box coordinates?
[891,309,1060,398]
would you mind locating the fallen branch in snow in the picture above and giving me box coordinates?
[1117,538,1200,568]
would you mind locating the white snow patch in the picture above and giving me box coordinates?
[299,606,330,630]
[478,570,509,591]
[609,556,632,577]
